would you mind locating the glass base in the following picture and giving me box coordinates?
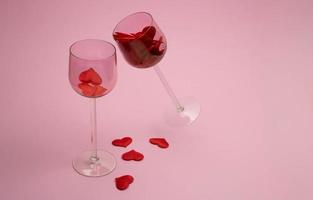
[164,96,201,126]
[72,150,116,177]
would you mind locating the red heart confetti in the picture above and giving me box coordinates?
[122,150,144,161]
[79,68,92,83]
[112,137,132,148]
[78,83,107,97]
[142,26,156,38]
[140,26,156,47]
[78,83,95,97]
[93,85,107,96]
[79,68,102,85]
[77,68,107,97]
[113,26,163,56]
[89,68,102,85]
[115,175,134,190]
[113,26,165,68]
[114,32,136,41]
[149,138,169,148]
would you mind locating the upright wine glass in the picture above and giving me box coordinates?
[69,39,117,177]
[113,12,200,126]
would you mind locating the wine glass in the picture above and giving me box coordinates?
[69,39,117,177]
[113,12,200,126]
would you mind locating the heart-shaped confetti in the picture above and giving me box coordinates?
[94,85,107,96]
[113,26,164,57]
[79,68,102,85]
[78,83,95,97]
[78,83,106,97]
[142,26,156,38]
[149,138,169,148]
[122,150,144,161]
[115,175,134,190]
[114,32,136,41]
[112,137,132,148]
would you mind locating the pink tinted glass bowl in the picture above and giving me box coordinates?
[69,39,117,98]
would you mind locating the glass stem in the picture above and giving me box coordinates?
[90,98,98,161]
[154,65,184,112]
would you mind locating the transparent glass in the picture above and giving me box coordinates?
[69,39,117,176]
[113,12,200,126]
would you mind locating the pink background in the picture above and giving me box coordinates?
[1,0,313,199]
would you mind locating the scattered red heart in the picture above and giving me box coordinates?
[122,150,144,161]
[112,137,133,148]
[112,136,170,191]
[149,138,169,148]
[115,175,134,190]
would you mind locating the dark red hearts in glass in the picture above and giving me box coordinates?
[113,12,166,68]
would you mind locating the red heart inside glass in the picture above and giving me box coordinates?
[113,20,166,68]
[69,39,117,177]
[113,12,200,126]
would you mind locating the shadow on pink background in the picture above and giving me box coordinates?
[0,0,313,199]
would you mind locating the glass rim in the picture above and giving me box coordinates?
[69,39,116,61]
[112,11,154,41]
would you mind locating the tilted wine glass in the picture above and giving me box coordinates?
[113,12,200,126]
[69,39,117,176]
